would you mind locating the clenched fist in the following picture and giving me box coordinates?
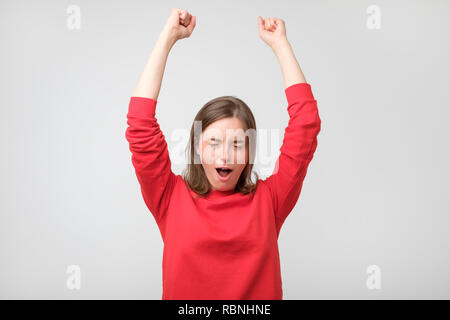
[162,8,196,42]
[257,16,287,49]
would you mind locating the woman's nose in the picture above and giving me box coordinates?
[219,144,233,162]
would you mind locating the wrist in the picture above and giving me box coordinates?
[271,38,290,54]
[158,28,177,49]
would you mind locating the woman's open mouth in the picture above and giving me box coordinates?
[216,167,233,181]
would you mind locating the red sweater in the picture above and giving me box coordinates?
[125,82,321,300]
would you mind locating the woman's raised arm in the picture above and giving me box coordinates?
[126,8,196,227]
[133,8,196,99]
[258,16,307,88]
[258,17,321,236]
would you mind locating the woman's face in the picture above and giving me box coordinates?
[196,117,249,191]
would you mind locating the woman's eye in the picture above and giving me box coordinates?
[209,143,242,149]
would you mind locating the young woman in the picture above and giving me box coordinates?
[125,8,321,300]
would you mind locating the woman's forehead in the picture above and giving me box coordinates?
[202,118,247,139]
[201,128,246,141]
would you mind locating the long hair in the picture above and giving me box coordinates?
[182,95,259,197]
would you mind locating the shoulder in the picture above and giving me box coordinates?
[174,174,202,199]
[255,176,270,191]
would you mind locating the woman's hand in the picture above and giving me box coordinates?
[257,16,287,50]
[162,8,196,44]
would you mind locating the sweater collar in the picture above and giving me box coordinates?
[206,188,236,199]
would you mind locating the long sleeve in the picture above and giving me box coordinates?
[261,83,322,236]
[125,96,177,224]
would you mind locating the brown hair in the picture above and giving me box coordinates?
[182,95,259,197]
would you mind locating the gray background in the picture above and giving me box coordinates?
[1,0,449,299]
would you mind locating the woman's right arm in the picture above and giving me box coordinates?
[132,8,196,99]
[125,8,196,224]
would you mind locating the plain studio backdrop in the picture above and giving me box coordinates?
[1,0,449,299]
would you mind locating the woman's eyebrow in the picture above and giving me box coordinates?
[208,137,244,143]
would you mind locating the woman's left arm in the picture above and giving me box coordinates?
[258,16,306,88]
[258,17,322,235]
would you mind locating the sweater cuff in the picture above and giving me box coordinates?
[284,82,314,108]
[128,96,157,118]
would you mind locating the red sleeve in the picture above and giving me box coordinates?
[261,83,322,235]
[125,96,177,223]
